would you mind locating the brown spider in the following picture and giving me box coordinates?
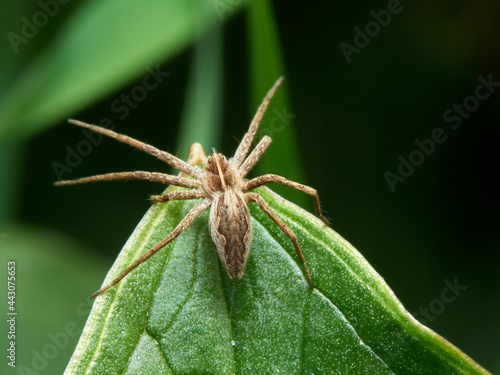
[56,77,329,298]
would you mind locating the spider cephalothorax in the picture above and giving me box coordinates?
[203,153,239,194]
[56,77,329,298]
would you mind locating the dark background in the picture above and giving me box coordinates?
[1,0,499,373]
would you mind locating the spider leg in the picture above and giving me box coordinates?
[90,199,211,298]
[238,136,272,178]
[244,192,313,287]
[150,189,204,203]
[232,77,283,167]
[55,171,200,188]
[242,174,329,226]
[68,119,202,178]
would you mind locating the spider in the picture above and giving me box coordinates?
[56,77,329,298]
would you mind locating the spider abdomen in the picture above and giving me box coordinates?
[209,191,252,280]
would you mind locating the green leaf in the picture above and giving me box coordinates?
[0,0,243,142]
[65,187,488,374]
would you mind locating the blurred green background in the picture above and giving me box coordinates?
[0,0,499,373]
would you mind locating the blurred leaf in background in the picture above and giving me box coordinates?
[0,0,233,142]
[0,225,108,374]
[246,0,307,207]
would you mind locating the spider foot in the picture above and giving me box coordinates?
[150,195,169,203]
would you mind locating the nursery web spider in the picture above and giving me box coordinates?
[56,77,329,298]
